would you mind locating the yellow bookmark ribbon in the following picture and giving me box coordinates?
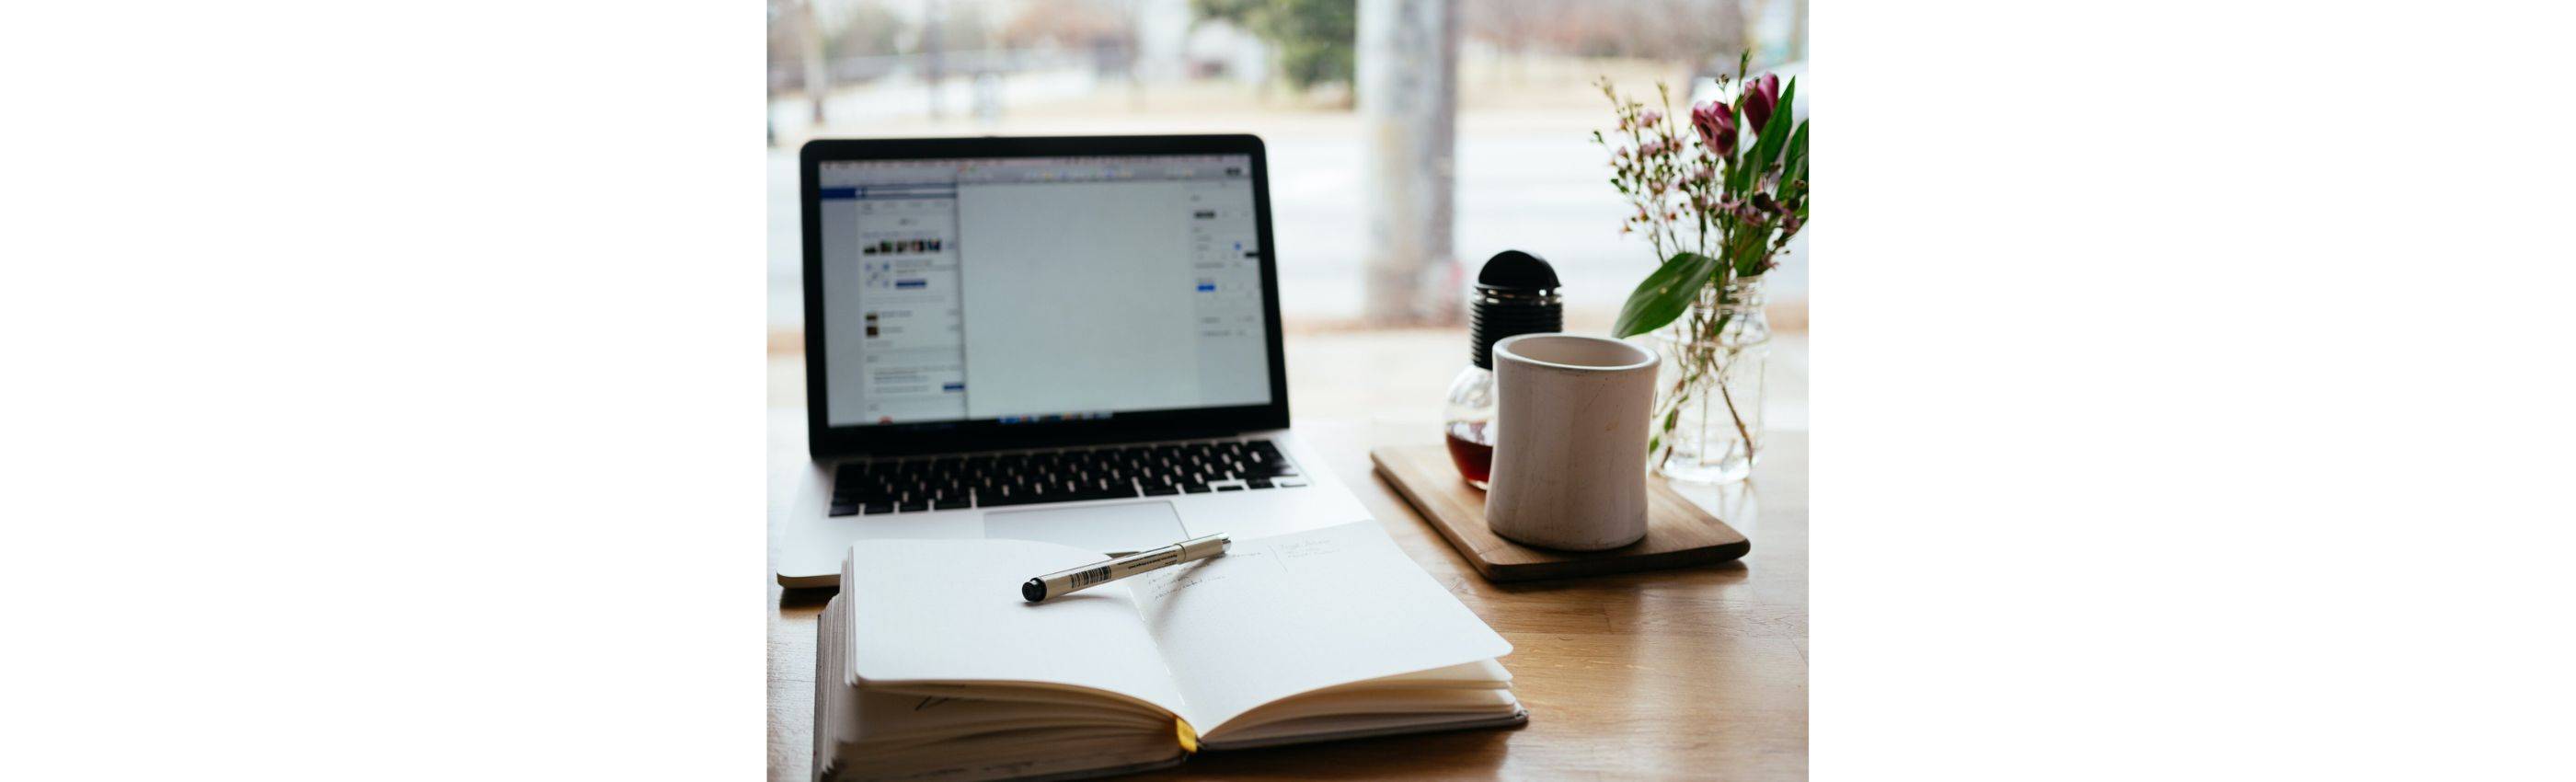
[1175,719,1200,753]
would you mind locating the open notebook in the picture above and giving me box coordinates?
[812,521,1524,782]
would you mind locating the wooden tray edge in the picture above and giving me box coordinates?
[1370,445,1753,583]
[1370,448,1507,581]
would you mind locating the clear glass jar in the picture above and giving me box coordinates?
[1649,276,1769,484]
[1443,366,1498,489]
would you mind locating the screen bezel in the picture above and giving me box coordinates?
[801,134,1292,458]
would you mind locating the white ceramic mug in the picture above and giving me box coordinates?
[1484,334,1662,551]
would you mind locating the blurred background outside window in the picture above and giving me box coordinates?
[768,0,1808,423]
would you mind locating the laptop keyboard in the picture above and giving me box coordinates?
[828,438,1308,516]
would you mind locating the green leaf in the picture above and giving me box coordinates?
[1614,252,1721,338]
[1781,120,1809,191]
[1767,78,1798,149]
[1729,78,1799,192]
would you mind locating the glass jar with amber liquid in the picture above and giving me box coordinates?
[1443,250,1561,489]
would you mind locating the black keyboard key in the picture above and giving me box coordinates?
[862,502,895,514]
[1214,484,1245,492]
[1060,480,1132,502]
[829,502,858,516]
[899,500,928,512]
[977,486,1041,507]
[1242,442,1297,476]
[1247,477,1274,489]
[1142,485,1179,496]
[1244,461,1297,477]
[932,499,969,511]
[1181,484,1211,494]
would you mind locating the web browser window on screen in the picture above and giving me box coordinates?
[815,155,1271,427]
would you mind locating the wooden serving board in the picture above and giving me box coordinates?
[1370,443,1750,581]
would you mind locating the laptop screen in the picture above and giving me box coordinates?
[813,154,1272,429]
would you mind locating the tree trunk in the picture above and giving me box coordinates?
[1789,0,1809,62]
[799,0,830,125]
[1357,0,1461,327]
[1711,0,1747,65]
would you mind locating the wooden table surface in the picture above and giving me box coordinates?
[769,413,1808,780]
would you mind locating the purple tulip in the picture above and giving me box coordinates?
[1690,100,1737,158]
[1742,74,1781,135]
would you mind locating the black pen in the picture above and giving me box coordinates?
[1022,533,1231,603]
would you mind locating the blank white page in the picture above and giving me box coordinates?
[841,538,1190,718]
[1127,522,1514,734]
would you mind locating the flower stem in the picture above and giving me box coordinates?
[1711,354,1757,466]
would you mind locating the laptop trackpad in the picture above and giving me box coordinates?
[983,501,1187,555]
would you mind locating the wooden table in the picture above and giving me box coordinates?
[769,414,1808,780]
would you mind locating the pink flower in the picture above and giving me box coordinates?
[1690,100,1737,158]
[1742,74,1781,135]
[1639,109,1662,126]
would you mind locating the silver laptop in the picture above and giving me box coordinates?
[775,134,1374,588]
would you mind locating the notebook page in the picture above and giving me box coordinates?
[841,538,1190,719]
[1128,522,1513,733]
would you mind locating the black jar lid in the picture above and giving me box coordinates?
[1470,250,1562,369]
[1476,249,1562,293]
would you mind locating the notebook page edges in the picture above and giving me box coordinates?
[817,596,846,782]
[1126,521,1513,735]
[842,538,1191,720]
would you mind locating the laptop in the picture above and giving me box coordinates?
[775,134,1376,588]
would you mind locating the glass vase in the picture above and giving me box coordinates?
[1648,276,1769,484]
